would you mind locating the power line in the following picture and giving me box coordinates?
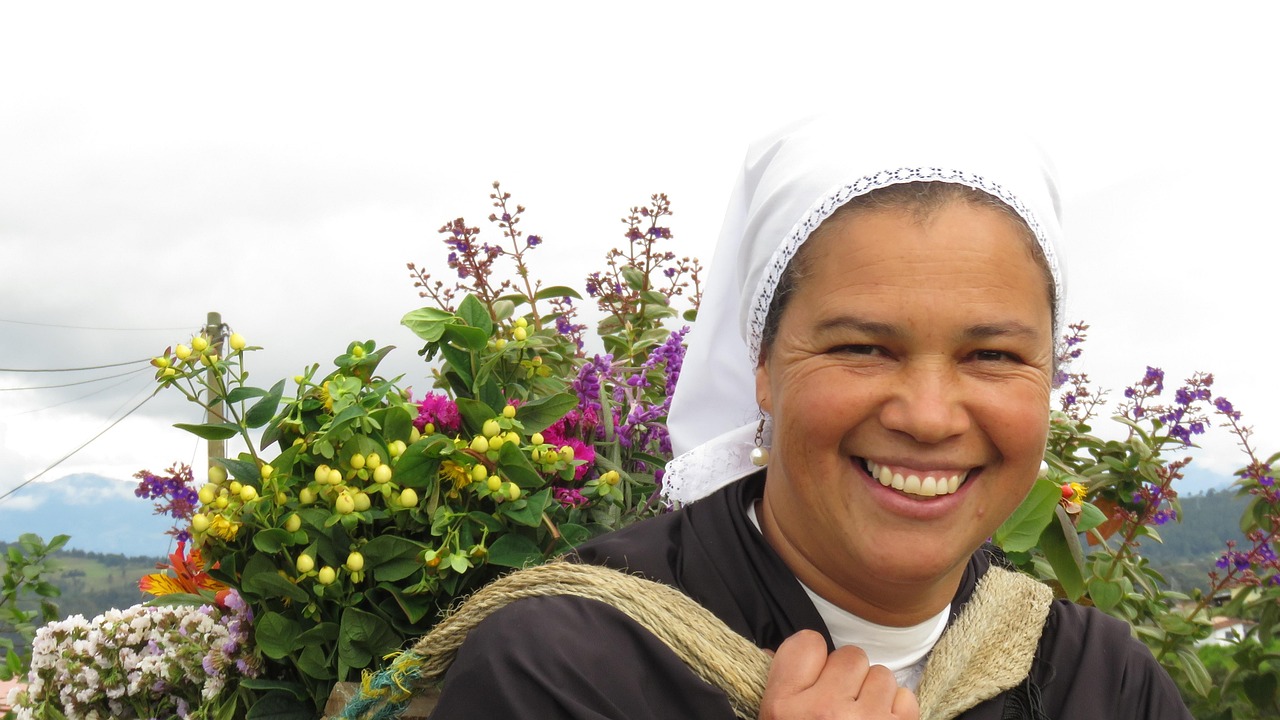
[0,387,159,505]
[2,372,152,419]
[0,317,193,332]
[0,366,151,391]
[0,358,151,373]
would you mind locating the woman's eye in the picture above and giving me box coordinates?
[833,344,882,356]
[972,349,1019,363]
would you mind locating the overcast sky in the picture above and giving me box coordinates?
[2,3,1277,511]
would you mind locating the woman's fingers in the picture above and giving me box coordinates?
[765,630,831,697]
[760,633,919,719]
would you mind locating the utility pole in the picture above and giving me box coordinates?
[206,311,227,468]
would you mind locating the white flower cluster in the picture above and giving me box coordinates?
[7,594,260,720]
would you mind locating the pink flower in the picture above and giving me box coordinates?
[414,393,462,434]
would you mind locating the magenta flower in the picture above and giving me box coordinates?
[415,392,462,434]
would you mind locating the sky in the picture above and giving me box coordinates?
[2,3,1278,515]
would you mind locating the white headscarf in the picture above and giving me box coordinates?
[663,115,1065,505]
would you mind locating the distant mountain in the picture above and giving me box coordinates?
[0,473,177,558]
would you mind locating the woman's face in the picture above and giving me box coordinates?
[755,200,1054,624]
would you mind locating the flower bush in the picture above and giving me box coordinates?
[111,185,700,716]
[8,592,259,719]
[990,323,1280,716]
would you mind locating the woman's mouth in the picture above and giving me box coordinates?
[862,459,971,498]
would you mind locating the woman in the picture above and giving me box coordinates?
[427,116,1191,719]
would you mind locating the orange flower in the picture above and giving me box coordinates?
[139,541,226,598]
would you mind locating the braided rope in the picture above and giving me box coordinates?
[339,562,771,720]
[339,562,1051,720]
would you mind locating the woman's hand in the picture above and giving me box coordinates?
[759,631,919,720]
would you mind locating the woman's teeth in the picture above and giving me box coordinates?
[865,459,968,497]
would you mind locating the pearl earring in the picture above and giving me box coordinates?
[750,416,770,467]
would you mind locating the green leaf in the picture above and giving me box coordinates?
[444,323,490,353]
[361,535,429,583]
[338,607,400,672]
[217,456,260,483]
[389,438,442,490]
[383,405,414,443]
[225,386,268,404]
[456,397,495,434]
[242,554,309,604]
[457,294,494,336]
[1087,576,1124,612]
[381,584,435,624]
[620,266,647,291]
[516,393,578,434]
[246,690,315,720]
[401,307,456,343]
[994,478,1061,552]
[535,285,583,301]
[174,422,240,440]
[497,441,543,487]
[1243,669,1279,708]
[1075,500,1107,534]
[1176,646,1213,697]
[682,309,698,322]
[321,405,366,440]
[1039,507,1086,600]
[504,488,551,527]
[296,621,340,647]
[255,612,300,659]
[439,342,475,389]
[487,533,542,568]
[245,379,286,429]
[559,523,592,547]
[252,528,293,554]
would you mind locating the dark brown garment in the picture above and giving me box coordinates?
[430,473,1191,719]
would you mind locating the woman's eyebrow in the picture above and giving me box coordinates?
[963,322,1043,340]
[814,316,902,337]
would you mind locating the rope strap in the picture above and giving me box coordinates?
[339,561,1052,720]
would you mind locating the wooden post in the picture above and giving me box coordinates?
[206,311,226,467]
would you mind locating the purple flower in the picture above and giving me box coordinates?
[528,234,542,246]
[553,486,588,507]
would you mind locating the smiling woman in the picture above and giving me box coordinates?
[423,116,1192,719]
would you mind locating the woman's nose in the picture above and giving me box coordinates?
[878,361,971,444]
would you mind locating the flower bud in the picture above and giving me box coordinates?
[314,465,331,483]
[366,452,382,469]
[486,476,501,492]
[349,453,366,470]
[513,327,527,342]
[299,487,317,505]
[503,404,517,419]
[228,481,243,495]
[472,464,488,482]
[208,466,227,484]
[507,483,521,501]
[399,487,419,508]
[345,552,365,573]
[326,468,343,486]
[175,344,192,360]
[198,485,217,505]
[515,318,528,329]
[353,492,371,512]
[229,333,246,351]
[470,436,490,453]
[531,432,544,446]
[239,485,258,503]
[482,419,501,438]
[191,336,209,352]
[317,566,336,585]
[191,513,210,533]
[335,492,356,515]
[373,464,392,484]
[296,553,315,574]
[284,514,302,533]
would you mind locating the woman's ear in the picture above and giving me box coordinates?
[755,353,772,414]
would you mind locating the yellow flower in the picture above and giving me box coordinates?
[439,460,470,495]
[208,513,241,541]
[318,381,334,411]
[1068,482,1088,501]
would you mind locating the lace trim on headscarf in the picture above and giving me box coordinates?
[744,167,1063,366]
